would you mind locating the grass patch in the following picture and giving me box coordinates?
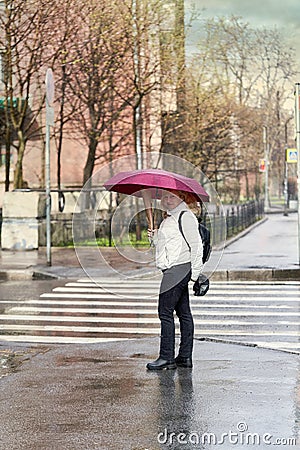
[61,229,150,248]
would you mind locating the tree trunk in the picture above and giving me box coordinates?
[57,64,67,190]
[82,138,97,209]
[13,131,26,189]
[5,126,10,192]
[245,170,250,200]
[83,139,97,187]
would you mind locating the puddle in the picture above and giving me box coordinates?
[55,356,111,366]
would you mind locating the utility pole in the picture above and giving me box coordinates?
[295,83,300,265]
[132,0,143,241]
[132,0,142,171]
[263,126,269,211]
[283,122,289,216]
[283,151,289,216]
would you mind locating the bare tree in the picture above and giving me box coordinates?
[50,0,135,189]
[46,0,82,191]
[182,72,236,190]
[197,16,260,106]
[183,15,299,200]
[0,0,57,189]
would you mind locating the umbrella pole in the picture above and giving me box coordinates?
[142,191,154,246]
[142,190,153,230]
[135,197,142,241]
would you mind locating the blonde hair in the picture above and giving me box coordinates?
[163,189,202,216]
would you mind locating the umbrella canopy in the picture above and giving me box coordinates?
[103,168,209,203]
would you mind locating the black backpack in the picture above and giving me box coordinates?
[178,211,212,264]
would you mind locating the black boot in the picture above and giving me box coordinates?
[146,357,176,370]
[175,355,193,368]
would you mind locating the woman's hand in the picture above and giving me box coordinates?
[147,228,154,239]
[147,228,158,246]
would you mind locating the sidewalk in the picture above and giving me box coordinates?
[209,211,300,281]
[0,211,299,281]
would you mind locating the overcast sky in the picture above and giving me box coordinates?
[185,0,300,56]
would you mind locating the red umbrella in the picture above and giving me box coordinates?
[104,168,209,230]
[104,168,209,202]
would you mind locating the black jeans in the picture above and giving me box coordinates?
[158,263,194,361]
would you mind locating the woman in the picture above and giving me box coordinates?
[146,189,203,370]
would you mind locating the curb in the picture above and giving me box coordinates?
[211,268,300,282]
[32,271,62,280]
[2,267,300,282]
[0,267,160,281]
[0,269,35,281]
[195,337,300,355]
[0,269,60,281]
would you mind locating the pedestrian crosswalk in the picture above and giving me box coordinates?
[0,278,300,353]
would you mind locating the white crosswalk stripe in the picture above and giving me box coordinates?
[0,278,300,353]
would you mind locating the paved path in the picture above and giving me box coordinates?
[1,277,300,353]
[213,212,299,271]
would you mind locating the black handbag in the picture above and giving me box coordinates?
[193,274,210,296]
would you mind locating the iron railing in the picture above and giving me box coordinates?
[203,200,265,246]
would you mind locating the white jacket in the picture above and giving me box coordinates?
[153,201,203,280]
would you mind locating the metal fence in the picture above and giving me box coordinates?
[0,189,264,248]
[202,200,265,246]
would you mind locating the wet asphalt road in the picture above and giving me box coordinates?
[1,212,300,450]
[0,338,299,450]
[0,280,68,303]
[0,278,299,449]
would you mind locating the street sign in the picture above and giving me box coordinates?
[45,68,55,107]
[286,148,298,164]
[259,158,266,172]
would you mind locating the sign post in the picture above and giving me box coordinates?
[284,148,298,215]
[45,68,55,266]
[295,83,300,265]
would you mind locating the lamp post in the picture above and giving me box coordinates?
[263,126,269,211]
[283,150,289,216]
[295,83,300,265]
